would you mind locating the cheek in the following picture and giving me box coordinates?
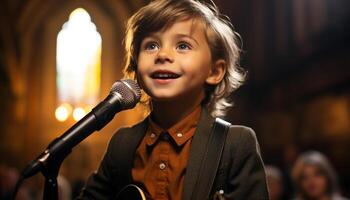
[181,58,211,77]
[136,58,149,79]
[135,69,147,91]
[137,53,150,71]
[136,73,147,91]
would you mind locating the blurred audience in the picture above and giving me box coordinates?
[0,164,31,200]
[1,164,74,200]
[291,151,349,200]
[266,165,284,200]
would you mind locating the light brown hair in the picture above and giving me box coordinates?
[124,0,245,117]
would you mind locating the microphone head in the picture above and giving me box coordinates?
[111,79,141,109]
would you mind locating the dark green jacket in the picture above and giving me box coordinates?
[78,108,269,199]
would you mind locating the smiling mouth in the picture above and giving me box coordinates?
[151,71,180,79]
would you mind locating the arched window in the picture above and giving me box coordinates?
[55,8,101,122]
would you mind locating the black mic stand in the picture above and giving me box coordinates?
[17,113,99,200]
[41,148,72,200]
[19,138,73,200]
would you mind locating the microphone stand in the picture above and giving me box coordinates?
[17,113,99,200]
[41,148,71,200]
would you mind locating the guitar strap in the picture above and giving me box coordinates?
[191,118,231,200]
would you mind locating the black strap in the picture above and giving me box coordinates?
[191,118,231,200]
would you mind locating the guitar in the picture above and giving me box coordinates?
[116,184,146,200]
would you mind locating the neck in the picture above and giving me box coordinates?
[151,96,203,129]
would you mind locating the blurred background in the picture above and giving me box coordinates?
[0,0,349,199]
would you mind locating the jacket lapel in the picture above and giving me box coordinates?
[182,108,215,200]
[120,118,149,185]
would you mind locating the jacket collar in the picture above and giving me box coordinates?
[122,117,149,185]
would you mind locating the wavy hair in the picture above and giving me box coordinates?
[124,0,246,117]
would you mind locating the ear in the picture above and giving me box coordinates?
[206,59,226,85]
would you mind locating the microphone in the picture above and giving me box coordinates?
[21,79,141,178]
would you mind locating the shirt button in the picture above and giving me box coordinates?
[150,133,156,138]
[159,163,166,170]
[176,132,183,138]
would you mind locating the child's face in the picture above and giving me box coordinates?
[136,18,221,103]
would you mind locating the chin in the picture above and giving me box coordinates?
[151,96,177,102]
[150,93,182,102]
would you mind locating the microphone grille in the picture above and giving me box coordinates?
[111,79,141,109]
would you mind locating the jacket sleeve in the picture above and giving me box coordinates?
[75,133,119,200]
[224,126,269,200]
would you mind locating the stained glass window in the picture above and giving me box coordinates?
[56,8,101,121]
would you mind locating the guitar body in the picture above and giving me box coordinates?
[116,184,146,200]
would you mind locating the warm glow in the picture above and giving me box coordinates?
[73,107,86,121]
[55,103,72,122]
[56,7,101,106]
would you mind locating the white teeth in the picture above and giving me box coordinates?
[152,73,179,79]
[159,74,169,78]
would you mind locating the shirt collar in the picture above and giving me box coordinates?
[145,106,201,146]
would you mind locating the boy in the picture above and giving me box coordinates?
[78,0,269,199]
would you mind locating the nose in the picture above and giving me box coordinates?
[155,47,174,64]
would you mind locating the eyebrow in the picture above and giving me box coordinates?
[174,33,199,45]
[144,33,199,46]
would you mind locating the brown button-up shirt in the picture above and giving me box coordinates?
[132,107,201,200]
